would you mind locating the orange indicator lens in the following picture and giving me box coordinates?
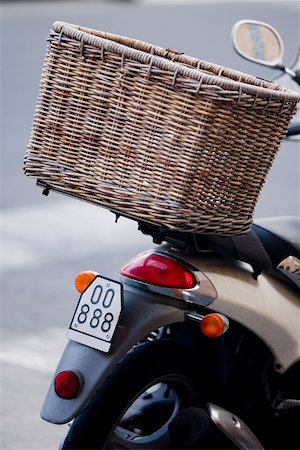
[200,313,227,338]
[75,271,97,293]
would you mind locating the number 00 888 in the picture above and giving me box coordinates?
[67,276,123,353]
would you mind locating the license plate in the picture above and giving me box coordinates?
[67,275,123,353]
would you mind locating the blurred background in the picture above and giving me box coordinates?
[1,0,299,449]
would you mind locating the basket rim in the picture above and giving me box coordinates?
[53,21,300,104]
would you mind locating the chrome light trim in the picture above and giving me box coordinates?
[208,403,264,450]
[120,251,217,308]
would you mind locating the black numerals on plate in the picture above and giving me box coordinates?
[91,285,102,304]
[75,286,116,336]
[78,304,90,324]
[103,289,114,308]
[101,313,114,333]
[90,309,102,328]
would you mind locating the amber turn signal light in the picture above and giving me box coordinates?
[200,313,229,338]
[75,271,97,293]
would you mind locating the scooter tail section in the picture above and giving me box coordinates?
[41,284,186,424]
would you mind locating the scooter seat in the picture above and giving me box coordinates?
[253,216,300,262]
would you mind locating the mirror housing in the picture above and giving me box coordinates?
[232,20,284,69]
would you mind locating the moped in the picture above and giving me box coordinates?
[38,20,300,449]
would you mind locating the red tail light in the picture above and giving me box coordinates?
[54,370,80,399]
[121,252,197,289]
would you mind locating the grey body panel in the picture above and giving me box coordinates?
[41,285,186,424]
[41,238,300,425]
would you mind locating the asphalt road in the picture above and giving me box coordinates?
[1,1,300,449]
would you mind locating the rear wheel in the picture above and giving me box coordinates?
[62,340,206,449]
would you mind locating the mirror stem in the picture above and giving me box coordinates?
[283,66,300,86]
[275,63,295,77]
[284,67,297,78]
[276,64,300,85]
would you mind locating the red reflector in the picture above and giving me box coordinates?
[54,371,80,399]
[121,252,196,289]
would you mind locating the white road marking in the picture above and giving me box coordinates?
[0,327,67,374]
[1,199,151,374]
[1,199,151,271]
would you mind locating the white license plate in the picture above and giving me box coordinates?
[67,275,123,353]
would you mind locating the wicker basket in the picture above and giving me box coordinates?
[24,21,300,235]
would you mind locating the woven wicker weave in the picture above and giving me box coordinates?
[24,22,300,235]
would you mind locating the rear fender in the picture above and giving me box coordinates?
[41,284,186,424]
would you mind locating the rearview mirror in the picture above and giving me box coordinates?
[232,20,284,68]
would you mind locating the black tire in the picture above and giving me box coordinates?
[62,340,206,449]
